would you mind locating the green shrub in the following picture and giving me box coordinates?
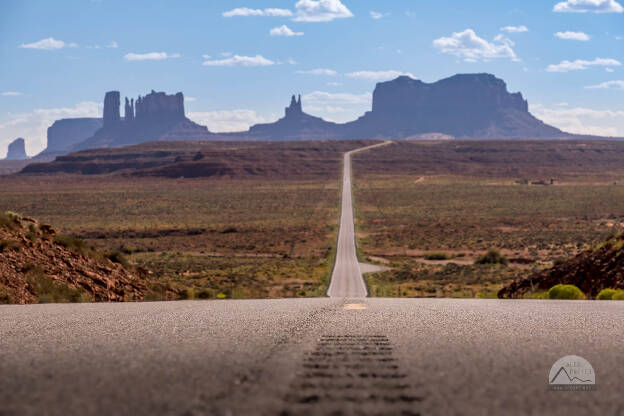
[424,252,453,260]
[106,249,130,268]
[597,288,618,300]
[0,239,21,252]
[54,234,89,255]
[197,289,212,299]
[553,257,568,267]
[612,290,624,300]
[0,211,21,230]
[25,266,87,303]
[475,249,508,266]
[548,284,585,300]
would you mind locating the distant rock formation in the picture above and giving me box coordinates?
[223,94,341,141]
[74,90,213,151]
[37,118,103,157]
[32,73,578,155]
[103,91,121,126]
[5,138,28,160]
[219,74,567,142]
[342,74,567,139]
[124,97,134,122]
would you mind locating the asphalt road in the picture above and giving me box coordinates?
[327,141,391,298]
[2,298,624,415]
[2,142,624,415]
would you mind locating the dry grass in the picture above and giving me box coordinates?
[353,140,624,297]
[0,175,341,298]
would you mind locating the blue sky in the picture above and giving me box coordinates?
[1,0,623,157]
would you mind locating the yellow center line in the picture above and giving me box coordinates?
[343,303,367,310]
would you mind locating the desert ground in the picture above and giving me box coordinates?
[3,139,624,301]
[352,140,624,298]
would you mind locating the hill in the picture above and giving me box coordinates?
[0,211,152,304]
[498,232,624,298]
[19,140,376,177]
[37,118,103,158]
[222,95,341,141]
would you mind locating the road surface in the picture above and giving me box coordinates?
[327,141,392,298]
[2,142,624,415]
[2,298,624,415]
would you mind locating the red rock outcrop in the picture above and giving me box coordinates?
[498,233,624,298]
[0,212,150,304]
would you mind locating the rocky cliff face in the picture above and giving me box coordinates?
[74,90,212,150]
[0,212,148,304]
[5,138,27,160]
[343,73,567,139]
[135,90,185,121]
[103,91,121,126]
[38,118,103,157]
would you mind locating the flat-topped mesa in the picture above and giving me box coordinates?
[135,90,185,122]
[103,91,121,127]
[6,138,28,160]
[285,94,302,118]
[39,118,103,157]
[371,74,528,114]
[345,73,562,139]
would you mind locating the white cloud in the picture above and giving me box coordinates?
[500,25,528,33]
[553,0,623,13]
[187,110,267,132]
[222,7,293,17]
[294,0,353,22]
[585,80,624,89]
[345,70,414,81]
[296,68,337,75]
[302,90,371,122]
[303,91,372,105]
[185,96,197,102]
[433,29,518,62]
[555,31,591,41]
[19,37,66,50]
[531,103,624,136]
[270,25,303,36]
[306,105,347,113]
[1,92,22,97]
[124,52,180,61]
[606,68,615,72]
[370,11,388,19]
[546,57,621,72]
[0,101,101,157]
[202,54,275,67]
